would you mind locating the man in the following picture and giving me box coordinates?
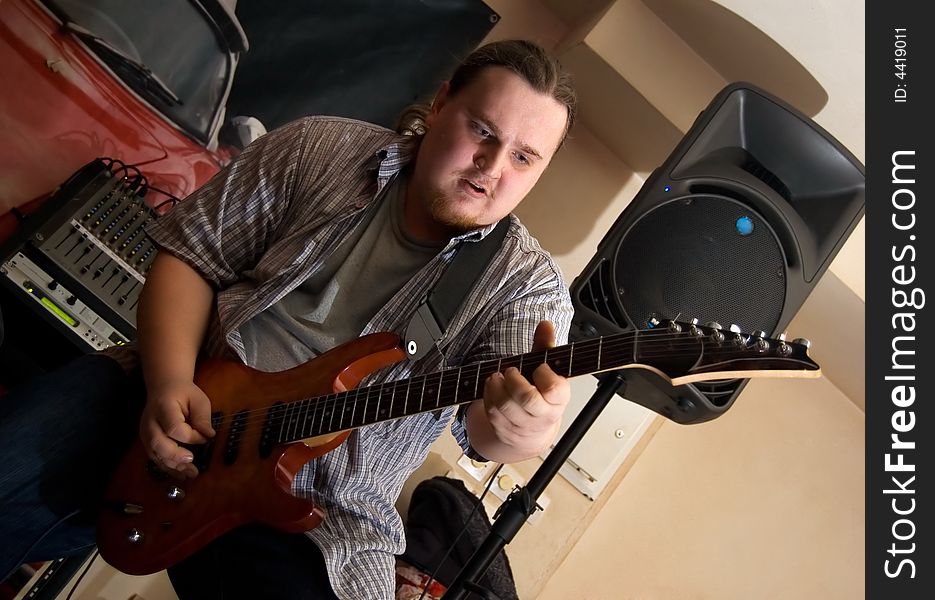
[0,40,577,599]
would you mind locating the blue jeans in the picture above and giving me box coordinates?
[0,354,339,599]
[0,354,143,580]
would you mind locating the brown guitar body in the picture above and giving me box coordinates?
[97,333,406,576]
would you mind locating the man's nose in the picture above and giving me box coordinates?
[473,148,507,178]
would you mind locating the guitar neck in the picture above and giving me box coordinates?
[271,321,819,444]
[276,332,637,443]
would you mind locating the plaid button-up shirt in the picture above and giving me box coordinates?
[136,116,572,599]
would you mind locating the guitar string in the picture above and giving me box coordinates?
[198,334,805,444]
[195,333,759,436]
[181,333,809,450]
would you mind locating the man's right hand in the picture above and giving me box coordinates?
[139,380,215,479]
[136,252,216,479]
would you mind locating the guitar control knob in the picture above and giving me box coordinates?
[167,486,185,501]
[792,337,812,350]
[127,528,144,544]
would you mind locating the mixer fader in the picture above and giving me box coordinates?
[1,159,164,350]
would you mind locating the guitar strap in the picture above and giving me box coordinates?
[403,216,511,362]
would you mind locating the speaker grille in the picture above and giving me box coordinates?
[612,193,786,335]
[577,258,630,331]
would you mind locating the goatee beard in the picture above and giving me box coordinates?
[427,193,481,233]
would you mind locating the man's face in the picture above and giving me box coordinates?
[409,66,568,238]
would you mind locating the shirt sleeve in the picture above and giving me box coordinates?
[144,117,317,287]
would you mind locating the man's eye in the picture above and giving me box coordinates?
[471,122,491,137]
[514,152,529,165]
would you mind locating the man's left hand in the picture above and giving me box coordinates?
[476,320,571,460]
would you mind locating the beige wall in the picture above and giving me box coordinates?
[538,376,864,600]
[477,0,865,598]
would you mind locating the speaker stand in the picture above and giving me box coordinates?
[444,372,628,599]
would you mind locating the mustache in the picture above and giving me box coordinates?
[460,170,495,192]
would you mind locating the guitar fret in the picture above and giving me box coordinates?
[276,404,286,444]
[568,343,574,377]
[315,396,326,437]
[403,377,411,418]
[298,402,306,438]
[283,402,296,444]
[292,401,301,439]
[286,402,296,441]
[418,376,426,413]
[454,367,461,405]
[597,336,603,370]
[321,394,331,434]
[339,391,350,430]
[435,372,443,408]
[291,400,302,440]
[309,396,320,437]
[298,400,308,439]
[386,382,396,422]
[370,384,380,423]
[350,387,361,428]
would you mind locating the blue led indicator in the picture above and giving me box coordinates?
[663,185,671,192]
[735,216,754,236]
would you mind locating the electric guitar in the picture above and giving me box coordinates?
[97,320,820,575]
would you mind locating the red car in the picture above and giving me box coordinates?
[0,0,262,233]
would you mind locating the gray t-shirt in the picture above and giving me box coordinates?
[240,173,443,371]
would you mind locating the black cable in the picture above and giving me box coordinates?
[2,508,81,583]
[65,549,100,600]
[417,463,504,600]
[146,185,181,203]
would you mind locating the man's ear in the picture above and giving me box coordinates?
[425,81,451,127]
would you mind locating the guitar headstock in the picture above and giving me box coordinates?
[637,319,821,385]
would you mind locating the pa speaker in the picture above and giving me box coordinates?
[569,82,864,424]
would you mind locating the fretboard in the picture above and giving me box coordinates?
[271,330,642,444]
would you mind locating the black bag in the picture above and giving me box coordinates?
[401,476,519,600]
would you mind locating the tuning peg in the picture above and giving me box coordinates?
[648,316,661,328]
[792,337,812,349]
[752,331,769,352]
[729,324,747,346]
[688,318,704,336]
[777,334,793,356]
[705,321,722,330]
